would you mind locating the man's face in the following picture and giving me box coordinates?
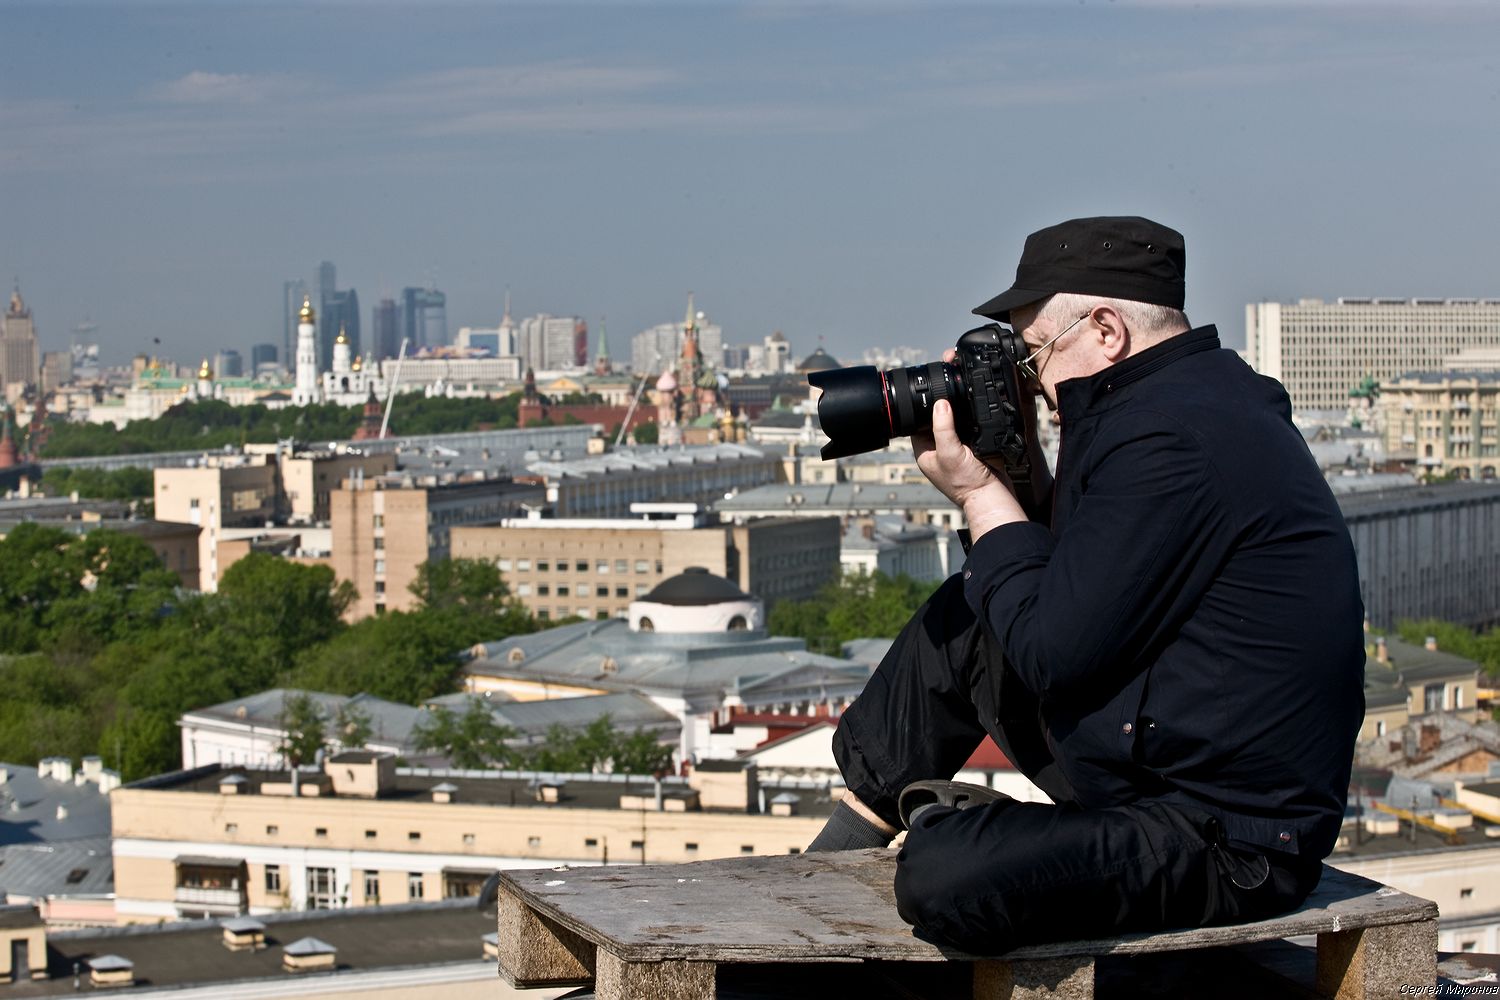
[1010,301,1097,410]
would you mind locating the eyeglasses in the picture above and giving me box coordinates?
[1016,312,1089,383]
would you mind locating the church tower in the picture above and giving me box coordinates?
[292,295,320,406]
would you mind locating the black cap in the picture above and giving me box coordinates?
[973,216,1186,322]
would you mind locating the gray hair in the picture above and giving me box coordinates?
[1037,292,1190,341]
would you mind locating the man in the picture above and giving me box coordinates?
[806,216,1365,954]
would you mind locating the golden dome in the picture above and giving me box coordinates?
[336,324,348,345]
[299,295,315,325]
[352,355,363,372]
[197,358,213,380]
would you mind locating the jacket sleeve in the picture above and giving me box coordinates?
[961,411,1232,701]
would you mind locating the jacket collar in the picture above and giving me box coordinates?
[1055,325,1220,420]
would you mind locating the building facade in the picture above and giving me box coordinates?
[526,443,783,519]
[1378,371,1500,479]
[1338,482,1500,630]
[329,475,543,618]
[1246,298,1500,411]
[450,512,838,621]
[110,754,826,923]
[153,459,281,591]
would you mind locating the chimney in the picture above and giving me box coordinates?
[1419,724,1442,755]
[1425,635,1438,652]
[1375,637,1389,664]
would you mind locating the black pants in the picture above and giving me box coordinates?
[833,575,1323,954]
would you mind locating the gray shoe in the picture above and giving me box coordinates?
[898,779,1012,829]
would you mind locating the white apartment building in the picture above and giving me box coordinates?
[1246,298,1500,412]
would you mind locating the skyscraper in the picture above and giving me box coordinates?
[214,349,244,378]
[1,286,40,392]
[250,343,279,374]
[402,287,447,351]
[282,279,308,365]
[372,297,400,360]
[320,288,361,372]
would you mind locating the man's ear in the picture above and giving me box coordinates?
[1093,306,1131,362]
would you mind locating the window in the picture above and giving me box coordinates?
[315,827,328,839]
[374,559,385,574]
[1460,887,1474,899]
[575,560,588,572]
[518,559,532,571]
[374,536,384,550]
[616,586,629,598]
[498,558,512,572]
[408,831,421,842]
[307,867,337,909]
[528,836,541,848]
[373,515,384,528]
[266,824,279,836]
[596,561,609,574]
[788,847,801,854]
[225,822,238,835]
[364,829,377,840]
[635,583,649,596]
[265,865,282,893]
[577,583,591,597]
[635,560,649,573]
[364,870,380,904]
[615,559,628,573]
[407,872,424,900]
[557,584,570,596]
[538,584,550,596]
[537,560,550,572]
[740,845,755,855]
[517,583,532,597]
[684,842,699,854]
[538,609,550,621]
[585,838,599,848]
[630,839,645,850]
[463,833,475,846]
[1424,682,1444,713]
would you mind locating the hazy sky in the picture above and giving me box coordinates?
[4,1,1499,367]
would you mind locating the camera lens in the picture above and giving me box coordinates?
[808,366,895,460]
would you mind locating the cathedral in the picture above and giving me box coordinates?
[651,294,746,446]
[292,296,388,409]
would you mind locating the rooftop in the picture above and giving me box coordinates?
[1,899,498,998]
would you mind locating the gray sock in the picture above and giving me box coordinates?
[806,800,893,852]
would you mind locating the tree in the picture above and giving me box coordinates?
[632,421,660,445]
[292,610,469,704]
[521,715,674,775]
[409,558,511,617]
[333,702,373,749]
[412,699,520,770]
[277,692,328,767]
[214,554,354,688]
[611,728,676,776]
[768,570,935,655]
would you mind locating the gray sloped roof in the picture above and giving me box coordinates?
[0,837,113,898]
[181,689,428,752]
[465,619,865,700]
[491,692,679,736]
[0,762,112,846]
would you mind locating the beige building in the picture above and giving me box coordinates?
[1246,297,1500,412]
[110,752,827,924]
[153,458,281,591]
[276,449,396,523]
[1360,635,1485,742]
[1,289,39,396]
[451,510,839,620]
[1378,370,1500,479]
[330,474,543,618]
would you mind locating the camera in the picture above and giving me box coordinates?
[807,324,1033,476]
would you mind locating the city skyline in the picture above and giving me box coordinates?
[5,3,1500,367]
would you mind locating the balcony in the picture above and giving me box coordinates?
[174,886,245,908]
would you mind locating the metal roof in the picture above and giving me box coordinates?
[0,762,112,846]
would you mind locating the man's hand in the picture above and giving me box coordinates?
[914,397,1028,543]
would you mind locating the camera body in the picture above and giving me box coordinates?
[807,324,1033,482]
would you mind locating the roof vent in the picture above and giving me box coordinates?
[88,955,135,988]
[431,782,459,804]
[507,647,526,664]
[600,656,618,675]
[283,937,338,973]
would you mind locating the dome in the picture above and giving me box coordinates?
[797,347,841,372]
[655,370,678,391]
[641,567,751,606]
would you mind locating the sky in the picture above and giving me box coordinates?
[4,1,1500,368]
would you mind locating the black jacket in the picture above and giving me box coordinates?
[962,326,1365,858]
